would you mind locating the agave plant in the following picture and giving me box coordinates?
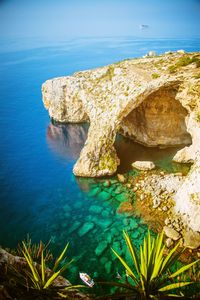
[20,241,74,290]
[11,240,86,298]
[108,230,199,299]
[18,235,53,263]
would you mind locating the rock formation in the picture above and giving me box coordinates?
[42,51,200,231]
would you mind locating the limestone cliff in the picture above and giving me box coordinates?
[42,51,200,231]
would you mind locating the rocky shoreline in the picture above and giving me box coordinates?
[114,168,200,254]
[41,51,200,259]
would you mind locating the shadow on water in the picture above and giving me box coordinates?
[47,121,190,174]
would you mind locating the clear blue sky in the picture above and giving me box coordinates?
[0,0,200,39]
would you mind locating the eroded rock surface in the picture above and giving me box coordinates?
[42,51,200,232]
[42,52,200,177]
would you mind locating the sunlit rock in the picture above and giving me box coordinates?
[174,161,200,232]
[42,52,200,177]
[132,160,155,170]
[183,230,200,249]
[163,226,180,241]
[42,52,200,233]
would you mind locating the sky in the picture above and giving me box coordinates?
[0,0,200,39]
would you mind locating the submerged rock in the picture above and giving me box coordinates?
[132,231,140,239]
[95,241,108,257]
[112,241,122,254]
[89,205,103,214]
[78,222,94,237]
[132,161,155,170]
[130,218,139,229]
[95,218,112,229]
[105,261,112,274]
[114,185,124,195]
[101,210,110,218]
[63,203,71,212]
[88,187,101,197]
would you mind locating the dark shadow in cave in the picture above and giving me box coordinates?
[116,85,192,174]
[120,86,192,147]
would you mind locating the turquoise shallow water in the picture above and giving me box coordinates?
[0,37,198,292]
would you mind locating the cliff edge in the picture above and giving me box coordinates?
[42,51,200,231]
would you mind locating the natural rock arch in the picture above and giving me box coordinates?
[42,53,199,179]
[73,82,192,177]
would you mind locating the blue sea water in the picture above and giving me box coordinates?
[0,37,200,289]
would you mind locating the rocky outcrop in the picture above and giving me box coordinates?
[42,52,200,177]
[42,51,200,232]
[0,248,89,299]
[174,160,200,232]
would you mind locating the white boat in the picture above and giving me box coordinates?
[79,272,94,287]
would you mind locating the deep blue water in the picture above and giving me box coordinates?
[0,37,200,288]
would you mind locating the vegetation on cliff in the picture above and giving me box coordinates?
[1,230,200,299]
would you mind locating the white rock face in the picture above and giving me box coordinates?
[42,56,199,177]
[173,113,200,164]
[132,161,155,170]
[42,77,88,123]
[163,226,180,241]
[183,230,200,249]
[42,52,200,232]
[174,160,200,232]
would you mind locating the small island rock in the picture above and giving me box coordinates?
[132,161,155,171]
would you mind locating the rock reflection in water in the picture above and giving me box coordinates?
[47,122,89,160]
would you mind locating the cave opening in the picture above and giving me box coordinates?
[115,86,192,173]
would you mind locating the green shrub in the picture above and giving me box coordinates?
[168,65,177,73]
[176,56,194,67]
[196,112,200,122]
[152,73,160,79]
[168,56,200,73]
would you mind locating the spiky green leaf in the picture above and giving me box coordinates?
[111,248,138,284]
[22,249,40,283]
[41,250,45,284]
[123,231,140,275]
[53,242,69,272]
[43,270,61,289]
[170,260,200,279]
[158,282,192,292]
